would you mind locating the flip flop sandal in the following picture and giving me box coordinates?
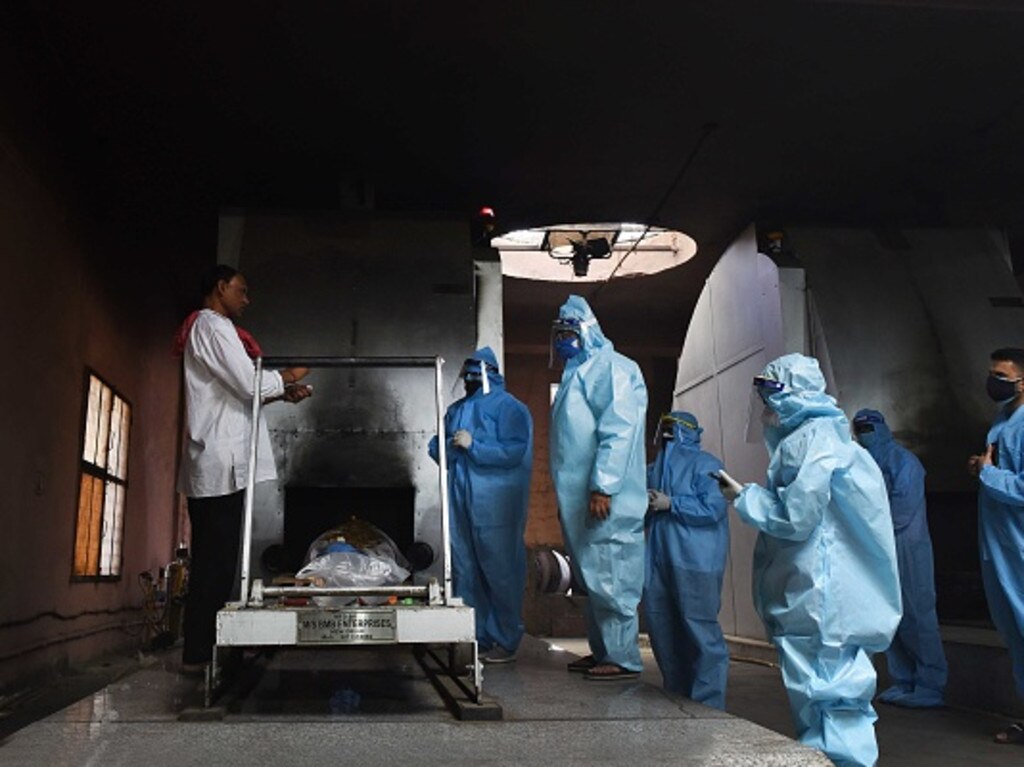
[583,664,640,681]
[567,654,597,673]
[994,722,1024,745]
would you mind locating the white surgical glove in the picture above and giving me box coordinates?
[715,469,744,502]
[452,430,473,449]
[647,489,671,512]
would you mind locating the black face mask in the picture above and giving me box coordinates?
[987,374,1020,403]
[464,379,482,396]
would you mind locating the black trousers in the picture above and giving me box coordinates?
[182,491,243,664]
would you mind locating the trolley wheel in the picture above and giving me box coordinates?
[449,641,476,677]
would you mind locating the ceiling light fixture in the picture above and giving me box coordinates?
[492,223,696,282]
[542,230,618,277]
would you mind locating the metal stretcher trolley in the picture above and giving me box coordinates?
[208,355,492,718]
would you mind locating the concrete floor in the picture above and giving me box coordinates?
[550,638,1024,766]
[0,637,826,767]
[0,637,1021,766]
[725,660,1023,766]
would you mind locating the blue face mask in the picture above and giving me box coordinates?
[857,430,879,449]
[555,336,581,361]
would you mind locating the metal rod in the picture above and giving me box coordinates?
[240,358,263,606]
[423,646,479,703]
[260,585,430,597]
[435,357,453,604]
[261,356,438,368]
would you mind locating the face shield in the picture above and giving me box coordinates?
[852,421,875,437]
[653,413,698,446]
[745,375,785,444]
[549,317,582,369]
[452,358,492,397]
[852,412,882,445]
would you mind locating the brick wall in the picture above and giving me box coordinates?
[505,352,564,547]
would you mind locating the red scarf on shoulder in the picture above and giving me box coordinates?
[172,310,263,359]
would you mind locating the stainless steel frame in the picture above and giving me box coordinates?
[208,355,483,710]
[240,355,453,605]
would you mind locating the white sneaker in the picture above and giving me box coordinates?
[481,646,516,664]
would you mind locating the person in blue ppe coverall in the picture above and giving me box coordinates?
[550,295,648,681]
[645,411,730,707]
[723,354,901,767]
[853,408,947,709]
[428,347,533,664]
[968,347,1024,745]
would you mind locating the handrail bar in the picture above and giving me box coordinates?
[261,356,438,368]
[260,585,430,598]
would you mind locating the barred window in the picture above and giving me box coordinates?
[73,371,131,579]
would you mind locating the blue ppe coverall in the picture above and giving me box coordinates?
[645,412,730,707]
[550,295,648,672]
[735,354,901,767]
[977,402,1024,702]
[429,346,533,654]
[854,409,947,708]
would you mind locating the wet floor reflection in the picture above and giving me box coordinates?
[1,639,843,767]
[227,648,445,718]
[328,687,361,714]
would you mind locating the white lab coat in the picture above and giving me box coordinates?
[177,309,284,498]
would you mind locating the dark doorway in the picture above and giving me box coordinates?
[283,487,416,573]
[929,490,991,627]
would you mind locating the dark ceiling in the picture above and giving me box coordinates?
[6,0,1024,350]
